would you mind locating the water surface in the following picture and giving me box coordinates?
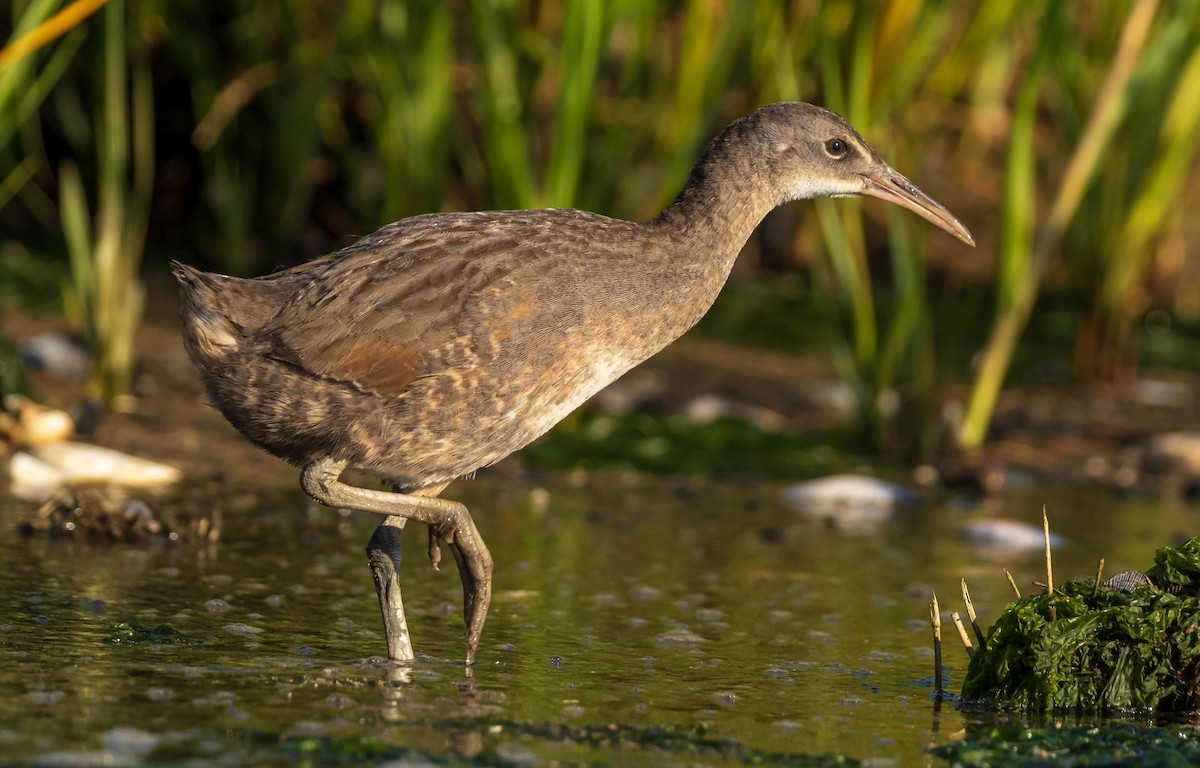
[0,469,1187,765]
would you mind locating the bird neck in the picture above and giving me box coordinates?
[649,131,785,275]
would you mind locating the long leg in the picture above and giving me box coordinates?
[366,514,412,661]
[366,483,452,662]
[302,457,493,661]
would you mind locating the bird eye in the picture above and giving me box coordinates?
[825,138,849,157]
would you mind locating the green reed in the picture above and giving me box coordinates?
[0,0,91,217]
[6,0,1200,457]
[57,0,153,406]
[792,0,975,453]
[338,1,454,223]
[957,0,1200,449]
[1081,0,1200,379]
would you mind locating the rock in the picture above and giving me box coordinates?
[0,395,74,447]
[782,475,916,532]
[1131,378,1191,408]
[7,441,180,500]
[783,474,916,511]
[100,726,159,760]
[783,474,917,534]
[654,626,704,647]
[7,452,65,501]
[961,518,1065,551]
[682,394,785,430]
[19,332,88,379]
[33,442,180,486]
[1145,432,1200,476]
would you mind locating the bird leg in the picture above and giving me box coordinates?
[301,456,493,661]
[365,515,413,661]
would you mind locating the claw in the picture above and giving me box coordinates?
[426,510,492,661]
[443,525,492,663]
[464,574,490,662]
[427,528,442,571]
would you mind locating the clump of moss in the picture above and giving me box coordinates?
[961,537,1200,712]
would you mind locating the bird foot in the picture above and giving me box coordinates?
[301,457,493,662]
[428,511,492,662]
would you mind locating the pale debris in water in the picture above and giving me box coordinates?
[962,518,1067,552]
[7,441,181,501]
[0,395,74,447]
[7,452,64,501]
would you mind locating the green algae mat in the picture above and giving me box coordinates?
[961,537,1200,712]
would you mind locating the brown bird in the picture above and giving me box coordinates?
[173,102,973,663]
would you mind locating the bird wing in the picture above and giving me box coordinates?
[256,213,571,399]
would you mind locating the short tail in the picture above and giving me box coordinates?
[172,260,242,368]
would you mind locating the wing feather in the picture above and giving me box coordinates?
[255,213,565,398]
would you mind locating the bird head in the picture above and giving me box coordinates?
[748,103,975,246]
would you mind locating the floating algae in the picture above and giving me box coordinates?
[930,722,1200,767]
[108,622,196,645]
[960,537,1200,712]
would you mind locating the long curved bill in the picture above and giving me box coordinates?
[860,165,975,247]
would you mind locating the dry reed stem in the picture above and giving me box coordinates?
[931,592,943,698]
[961,578,985,646]
[1043,506,1054,595]
[951,611,975,658]
[1005,569,1022,599]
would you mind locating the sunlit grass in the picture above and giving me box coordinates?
[0,0,88,213]
[58,0,152,406]
[958,0,1200,449]
[2,0,1199,455]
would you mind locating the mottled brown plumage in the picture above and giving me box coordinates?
[173,103,973,662]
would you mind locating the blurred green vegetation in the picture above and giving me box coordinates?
[527,406,851,479]
[1,1,1199,461]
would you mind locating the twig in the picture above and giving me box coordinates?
[1093,557,1105,598]
[961,578,986,646]
[951,611,976,658]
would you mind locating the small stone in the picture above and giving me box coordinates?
[630,584,662,601]
[100,726,160,760]
[962,518,1065,551]
[654,627,703,647]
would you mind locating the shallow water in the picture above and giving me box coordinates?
[0,468,1192,766]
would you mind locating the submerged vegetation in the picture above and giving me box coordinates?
[961,537,1200,713]
[154,720,866,767]
[1,2,1199,454]
[107,621,195,645]
[930,723,1200,768]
